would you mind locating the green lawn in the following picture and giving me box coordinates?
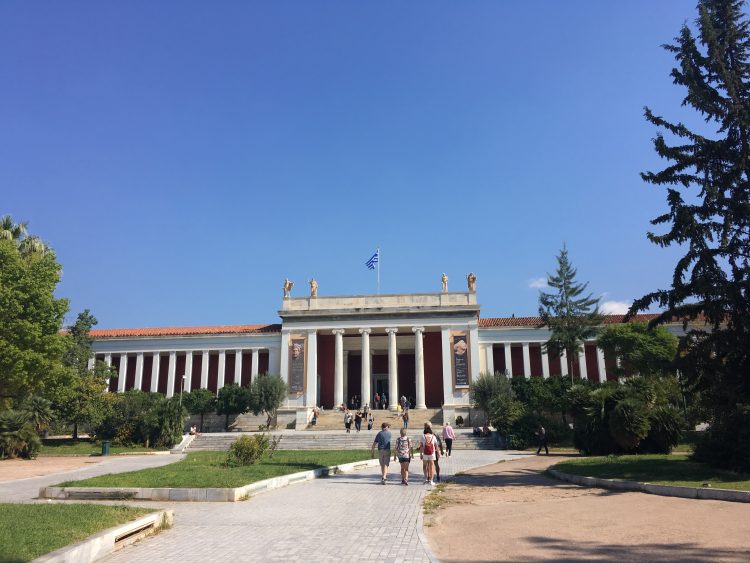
[40,439,168,456]
[0,504,153,563]
[58,450,371,488]
[556,454,750,491]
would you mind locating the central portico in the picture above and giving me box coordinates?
[278,291,481,415]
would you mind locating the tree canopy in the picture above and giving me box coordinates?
[634,0,750,471]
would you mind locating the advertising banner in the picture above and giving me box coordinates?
[289,336,306,394]
[452,332,470,388]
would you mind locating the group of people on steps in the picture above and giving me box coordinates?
[370,420,456,486]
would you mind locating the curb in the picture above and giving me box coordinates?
[547,467,750,503]
[40,459,380,502]
[32,510,173,563]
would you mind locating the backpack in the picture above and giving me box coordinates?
[423,434,435,456]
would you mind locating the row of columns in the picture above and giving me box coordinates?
[98,349,265,397]
[329,326,427,410]
[484,342,609,382]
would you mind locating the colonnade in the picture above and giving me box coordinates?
[482,342,609,382]
[94,348,271,397]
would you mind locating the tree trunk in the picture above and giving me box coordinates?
[73,422,78,440]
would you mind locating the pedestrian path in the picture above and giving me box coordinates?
[105,451,529,563]
[0,454,183,503]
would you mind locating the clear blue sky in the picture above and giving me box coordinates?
[1,1,709,328]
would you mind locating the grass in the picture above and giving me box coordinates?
[40,439,168,456]
[0,503,153,562]
[58,450,371,488]
[556,454,750,491]
[423,482,450,515]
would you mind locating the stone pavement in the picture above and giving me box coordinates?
[0,454,184,503]
[106,450,529,563]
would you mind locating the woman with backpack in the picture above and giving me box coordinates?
[394,428,413,485]
[420,429,438,486]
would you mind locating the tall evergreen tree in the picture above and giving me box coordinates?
[538,245,602,381]
[633,0,750,471]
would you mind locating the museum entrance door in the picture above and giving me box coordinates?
[372,374,388,407]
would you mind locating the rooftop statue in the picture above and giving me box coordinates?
[466,272,477,292]
[441,273,448,292]
[309,278,318,298]
[283,278,294,299]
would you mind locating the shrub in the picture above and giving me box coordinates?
[470,373,524,435]
[225,433,281,466]
[609,398,650,451]
[0,410,41,459]
[692,405,750,472]
[248,375,287,428]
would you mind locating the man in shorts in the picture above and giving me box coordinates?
[371,422,392,485]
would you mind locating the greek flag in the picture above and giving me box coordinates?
[365,250,379,270]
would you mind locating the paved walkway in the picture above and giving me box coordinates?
[0,454,184,503]
[105,451,528,563]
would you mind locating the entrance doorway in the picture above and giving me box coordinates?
[372,374,389,408]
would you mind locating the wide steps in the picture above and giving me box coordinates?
[187,429,497,452]
[307,408,442,431]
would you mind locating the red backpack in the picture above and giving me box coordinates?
[423,434,435,456]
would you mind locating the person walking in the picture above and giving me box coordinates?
[420,428,438,486]
[442,422,455,457]
[536,424,549,455]
[402,407,409,429]
[382,392,388,409]
[371,422,393,485]
[354,411,363,433]
[394,428,413,485]
[424,422,443,483]
[367,412,374,431]
[344,409,352,433]
[374,392,380,409]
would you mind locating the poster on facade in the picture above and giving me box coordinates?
[452,332,470,388]
[288,336,306,394]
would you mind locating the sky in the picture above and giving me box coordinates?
[1,1,713,328]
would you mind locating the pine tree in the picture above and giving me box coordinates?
[633,0,750,471]
[538,245,602,381]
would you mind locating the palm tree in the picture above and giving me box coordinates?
[0,215,28,242]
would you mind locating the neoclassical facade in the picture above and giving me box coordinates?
[90,286,682,420]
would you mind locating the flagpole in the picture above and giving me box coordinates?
[377,247,380,294]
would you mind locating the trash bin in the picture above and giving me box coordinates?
[101,440,111,456]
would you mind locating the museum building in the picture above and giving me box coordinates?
[89,280,679,423]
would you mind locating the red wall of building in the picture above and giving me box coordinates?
[259,351,269,374]
[317,334,335,408]
[141,355,153,391]
[158,354,169,394]
[585,344,599,381]
[190,354,202,391]
[424,332,444,407]
[175,354,187,395]
[347,354,361,402]
[225,354,236,387]
[548,351,562,377]
[529,345,543,377]
[604,350,618,381]
[207,354,219,394]
[240,352,252,387]
[510,346,524,376]
[398,353,416,404]
[492,345,506,374]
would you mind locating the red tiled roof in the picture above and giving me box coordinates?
[478,314,660,328]
[90,324,281,338]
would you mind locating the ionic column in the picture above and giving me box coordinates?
[184,351,193,393]
[413,326,426,409]
[359,328,371,408]
[217,350,226,393]
[251,349,260,382]
[279,331,291,389]
[333,330,345,408]
[343,350,349,403]
[560,349,569,377]
[306,330,318,407]
[504,343,512,377]
[234,349,243,385]
[87,357,95,371]
[522,343,531,378]
[117,354,128,393]
[134,352,144,391]
[596,347,607,383]
[485,344,495,375]
[385,328,398,411]
[166,351,177,398]
[541,347,550,379]
[151,352,161,392]
[268,346,281,376]
[200,350,209,389]
[578,348,588,380]
[104,353,112,392]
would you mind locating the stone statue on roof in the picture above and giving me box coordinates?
[466,272,477,292]
[283,278,294,299]
[441,273,448,292]
[309,278,318,298]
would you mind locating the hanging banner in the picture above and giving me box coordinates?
[452,331,471,388]
[288,335,306,395]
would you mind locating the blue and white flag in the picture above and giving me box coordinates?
[365,250,379,270]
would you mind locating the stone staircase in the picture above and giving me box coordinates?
[307,408,443,431]
[187,428,497,452]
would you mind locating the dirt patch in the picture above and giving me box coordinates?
[425,455,750,562]
[0,457,104,482]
